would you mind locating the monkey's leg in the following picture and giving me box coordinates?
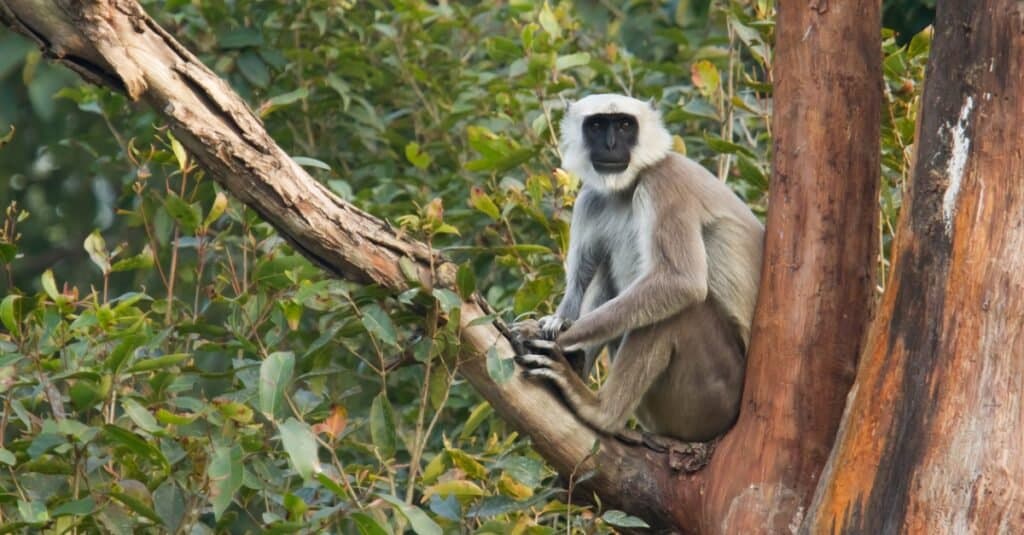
[516,324,671,435]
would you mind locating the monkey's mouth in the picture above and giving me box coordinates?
[592,160,629,173]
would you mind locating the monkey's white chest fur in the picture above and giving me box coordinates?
[598,189,652,293]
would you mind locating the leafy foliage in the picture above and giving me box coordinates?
[0,0,926,532]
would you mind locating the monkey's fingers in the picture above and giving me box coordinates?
[538,315,572,340]
[633,431,716,473]
[514,353,557,370]
[509,318,543,340]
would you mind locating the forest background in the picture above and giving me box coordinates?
[0,0,932,532]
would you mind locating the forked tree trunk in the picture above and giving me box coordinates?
[692,1,881,531]
[803,1,1024,532]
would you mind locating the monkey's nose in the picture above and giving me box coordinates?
[605,129,617,150]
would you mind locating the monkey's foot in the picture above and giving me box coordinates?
[514,352,573,384]
[518,338,587,378]
[615,431,717,473]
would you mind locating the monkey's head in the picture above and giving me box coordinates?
[560,94,672,192]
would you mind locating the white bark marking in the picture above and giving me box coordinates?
[942,96,974,235]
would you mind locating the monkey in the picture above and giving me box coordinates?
[515,94,764,442]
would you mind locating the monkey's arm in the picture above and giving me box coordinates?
[542,190,604,335]
[518,321,673,434]
[558,212,707,350]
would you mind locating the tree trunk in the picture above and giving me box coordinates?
[803,1,1024,532]
[693,1,882,532]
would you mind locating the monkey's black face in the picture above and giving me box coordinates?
[582,113,639,174]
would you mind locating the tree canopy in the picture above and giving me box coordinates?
[0,0,932,532]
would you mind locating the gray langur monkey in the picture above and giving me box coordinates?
[515,94,764,442]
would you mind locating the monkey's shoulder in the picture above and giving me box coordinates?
[644,153,723,193]
[645,153,760,225]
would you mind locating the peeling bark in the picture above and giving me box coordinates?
[803,1,1024,532]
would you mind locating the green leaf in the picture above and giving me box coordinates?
[513,277,553,315]
[122,398,160,433]
[209,444,243,520]
[0,124,13,147]
[278,418,319,480]
[350,512,390,535]
[428,364,449,411]
[674,99,720,121]
[292,156,331,171]
[460,401,493,439]
[110,487,161,524]
[0,448,14,465]
[445,448,486,479]
[154,482,185,533]
[538,2,561,39]
[485,345,515,384]
[404,142,432,169]
[237,51,270,88]
[27,433,63,458]
[466,147,535,173]
[315,473,349,500]
[17,499,48,524]
[261,87,309,116]
[127,353,190,373]
[169,132,188,171]
[203,191,229,228]
[51,497,95,517]
[555,52,590,71]
[361,304,398,348]
[703,133,755,157]
[691,60,721,97]
[369,392,397,458]
[456,264,476,300]
[41,269,59,301]
[376,494,442,535]
[431,289,462,314]
[0,242,17,264]
[423,480,486,500]
[83,231,110,274]
[259,351,294,420]
[164,193,201,233]
[219,28,263,49]
[102,425,168,467]
[468,187,501,220]
[110,245,154,273]
[602,509,651,528]
[0,295,21,338]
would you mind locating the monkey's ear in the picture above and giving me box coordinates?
[646,98,657,110]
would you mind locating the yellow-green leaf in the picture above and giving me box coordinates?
[168,132,188,171]
[691,60,721,97]
[422,480,485,501]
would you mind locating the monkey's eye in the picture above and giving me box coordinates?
[619,121,632,131]
[588,121,602,131]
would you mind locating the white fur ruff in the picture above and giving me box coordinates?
[559,94,673,193]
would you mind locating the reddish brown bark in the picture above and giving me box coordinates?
[804,1,1024,532]
[693,1,882,531]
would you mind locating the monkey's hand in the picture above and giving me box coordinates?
[515,335,587,378]
[537,315,572,340]
[515,343,610,433]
